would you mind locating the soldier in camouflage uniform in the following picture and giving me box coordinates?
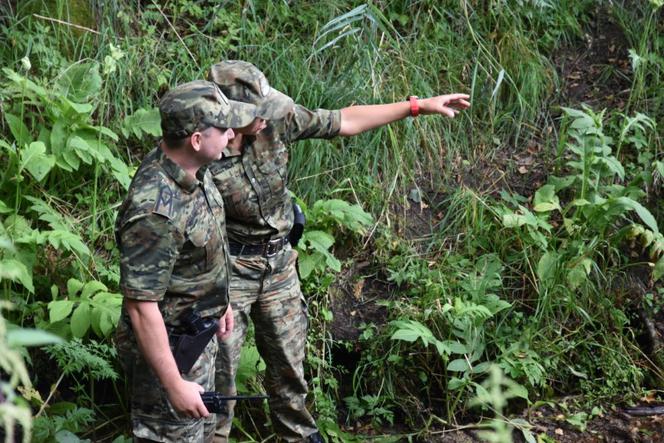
[207,60,470,442]
[115,80,257,443]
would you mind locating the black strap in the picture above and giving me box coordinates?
[229,236,289,257]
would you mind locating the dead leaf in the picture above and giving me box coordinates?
[352,279,364,300]
[555,428,564,436]
[518,166,528,174]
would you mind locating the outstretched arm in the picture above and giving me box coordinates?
[338,93,470,136]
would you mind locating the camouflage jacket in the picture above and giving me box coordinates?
[115,148,231,327]
[208,105,341,244]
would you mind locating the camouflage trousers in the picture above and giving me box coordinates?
[117,320,218,442]
[214,245,317,442]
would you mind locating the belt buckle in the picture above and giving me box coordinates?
[265,238,282,258]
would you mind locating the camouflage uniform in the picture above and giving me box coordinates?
[115,80,256,442]
[208,61,340,442]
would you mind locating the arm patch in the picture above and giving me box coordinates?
[153,185,175,219]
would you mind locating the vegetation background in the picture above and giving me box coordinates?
[0,0,662,442]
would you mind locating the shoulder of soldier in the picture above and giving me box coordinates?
[116,152,183,228]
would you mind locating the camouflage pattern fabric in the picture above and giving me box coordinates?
[208,62,341,441]
[214,246,316,442]
[115,147,231,441]
[209,60,295,120]
[117,330,218,442]
[207,105,341,244]
[115,147,231,322]
[160,79,257,139]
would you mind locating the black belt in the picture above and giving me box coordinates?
[229,236,289,257]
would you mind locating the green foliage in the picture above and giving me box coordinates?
[1,300,63,443]
[47,278,122,339]
[296,198,373,280]
[45,338,118,382]
[469,366,534,443]
[33,403,95,443]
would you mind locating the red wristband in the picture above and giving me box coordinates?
[409,95,419,117]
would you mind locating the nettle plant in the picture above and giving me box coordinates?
[295,198,373,282]
[498,106,662,292]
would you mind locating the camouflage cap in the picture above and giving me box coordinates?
[159,80,257,139]
[208,60,295,120]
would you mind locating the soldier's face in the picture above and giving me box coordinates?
[197,126,235,161]
[237,117,267,135]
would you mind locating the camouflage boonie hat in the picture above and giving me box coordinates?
[208,60,295,120]
[159,80,257,139]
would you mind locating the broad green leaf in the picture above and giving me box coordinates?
[323,251,341,272]
[442,340,468,354]
[0,200,14,214]
[67,278,85,296]
[91,292,122,337]
[537,251,559,284]
[0,258,34,292]
[447,358,470,372]
[70,302,91,337]
[122,108,162,138]
[67,135,93,164]
[304,230,335,251]
[108,156,131,190]
[391,328,421,342]
[3,68,48,98]
[236,345,266,392]
[567,259,592,290]
[7,328,64,347]
[5,113,31,147]
[472,361,491,374]
[615,197,659,234]
[297,252,316,279]
[653,256,664,282]
[62,148,81,170]
[50,119,68,154]
[20,141,55,182]
[57,62,102,102]
[448,377,466,390]
[81,280,108,299]
[599,156,625,179]
[533,185,560,212]
[62,98,94,115]
[54,429,81,443]
[49,300,75,323]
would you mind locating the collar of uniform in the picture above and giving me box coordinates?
[156,147,200,193]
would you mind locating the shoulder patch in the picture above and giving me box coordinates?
[153,185,175,219]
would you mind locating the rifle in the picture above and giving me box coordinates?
[201,392,269,414]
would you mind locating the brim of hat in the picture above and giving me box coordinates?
[256,88,294,120]
[217,99,258,128]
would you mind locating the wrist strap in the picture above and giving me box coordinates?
[409,95,419,117]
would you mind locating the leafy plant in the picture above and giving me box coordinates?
[1,300,63,443]
[46,278,122,339]
[296,198,372,280]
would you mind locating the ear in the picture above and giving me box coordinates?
[190,131,202,152]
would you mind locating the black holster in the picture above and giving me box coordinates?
[169,310,218,374]
[289,202,306,247]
